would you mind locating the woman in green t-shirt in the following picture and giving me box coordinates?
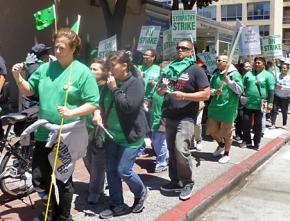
[12,28,99,221]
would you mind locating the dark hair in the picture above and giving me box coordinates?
[106,50,141,78]
[91,58,107,80]
[281,63,289,70]
[145,48,156,58]
[254,56,266,66]
[52,28,82,56]
[178,39,193,48]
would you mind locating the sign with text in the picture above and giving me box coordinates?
[172,10,196,42]
[262,35,283,59]
[239,26,261,56]
[197,52,217,74]
[97,35,117,59]
[163,28,177,60]
[137,26,161,52]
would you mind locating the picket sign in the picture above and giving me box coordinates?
[239,26,261,56]
[197,52,217,74]
[137,26,161,53]
[97,35,117,60]
[171,10,196,42]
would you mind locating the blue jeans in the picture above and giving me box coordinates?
[105,138,145,207]
[151,132,168,169]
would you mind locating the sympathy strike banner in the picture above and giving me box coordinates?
[163,28,177,60]
[172,10,196,42]
[239,26,261,56]
[262,35,283,59]
[197,52,217,74]
[137,26,161,52]
[98,35,117,59]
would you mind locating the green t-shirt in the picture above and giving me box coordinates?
[137,64,160,99]
[243,69,275,110]
[208,70,243,123]
[149,89,164,132]
[28,60,99,141]
[102,87,144,148]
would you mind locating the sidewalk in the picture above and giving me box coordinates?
[0,117,289,221]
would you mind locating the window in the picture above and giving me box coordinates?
[221,4,242,21]
[247,2,270,20]
[197,6,216,20]
[259,25,269,36]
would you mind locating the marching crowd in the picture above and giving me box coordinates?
[0,28,289,221]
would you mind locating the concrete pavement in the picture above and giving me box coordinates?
[0,116,289,221]
[198,144,290,221]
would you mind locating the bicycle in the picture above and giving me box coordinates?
[0,113,34,199]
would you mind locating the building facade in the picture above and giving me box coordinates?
[197,0,287,49]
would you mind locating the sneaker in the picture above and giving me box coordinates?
[179,183,194,200]
[160,182,183,192]
[57,216,73,221]
[240,142,251,148]
[155,166,167,173]
[233,135,242,142]
[268,124,276,129]
[212,146,225,157]
[99,205,127,219]
[281,125,287,130]
[253,143,260,150]
[218,155,230,164]
[196,141,203,151]
[131,187,148,213]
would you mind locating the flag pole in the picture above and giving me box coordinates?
[53,1,58,33]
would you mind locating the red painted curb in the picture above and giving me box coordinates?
[155,133,289,221]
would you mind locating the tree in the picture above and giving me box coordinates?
[172,0,219,10]
[99,0,129,48]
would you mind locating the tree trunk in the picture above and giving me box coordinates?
[99,0,128,49]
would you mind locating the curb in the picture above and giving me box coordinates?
[155,132,290,221]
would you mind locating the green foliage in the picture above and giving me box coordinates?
[172,0,219,10]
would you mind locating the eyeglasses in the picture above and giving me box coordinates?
[216,59,227,63]
[176,46,192,51]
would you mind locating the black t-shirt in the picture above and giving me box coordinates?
[0,56,7,76]
[162,64,209,122]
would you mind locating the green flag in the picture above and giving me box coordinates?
[71,15,81,34]
[33,4,56,31]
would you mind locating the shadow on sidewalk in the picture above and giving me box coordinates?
[192,151,219,167]
[0,198,42,220]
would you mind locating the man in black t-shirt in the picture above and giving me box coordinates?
[159,39,210,201]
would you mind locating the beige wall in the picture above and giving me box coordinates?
[0,0,146,106]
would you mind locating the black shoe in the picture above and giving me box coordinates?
[253,143,260,150]
[160,182,183,192]
[131,187,148,213]
[57,216,73,221]
[99,205,127,219]
[179,183,194,200]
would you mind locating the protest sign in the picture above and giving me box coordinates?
[98,35,117,59]
[163,28,177,60]
[239,26,261,56]
[137,26,161,52]
[172,10,196,42]
[262,35,283,59]
[197,52,217,74]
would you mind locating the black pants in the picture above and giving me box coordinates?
[271,95,289,126]
[235,107,244,137]
[32,142,74,219]
[242,108,263,146]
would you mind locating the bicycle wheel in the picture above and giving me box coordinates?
[0,144,34,198]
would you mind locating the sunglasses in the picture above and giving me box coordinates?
[176,46,191,51]
[216,59,227,63]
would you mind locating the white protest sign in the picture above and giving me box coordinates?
[239,26,261,56]
[232,47,240,64]
[172,10,196,42]
[98,35,117,59]
[163,28,177,60]
[197,52,217,74]
[262,35,283,59]
[137,26,161,53]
